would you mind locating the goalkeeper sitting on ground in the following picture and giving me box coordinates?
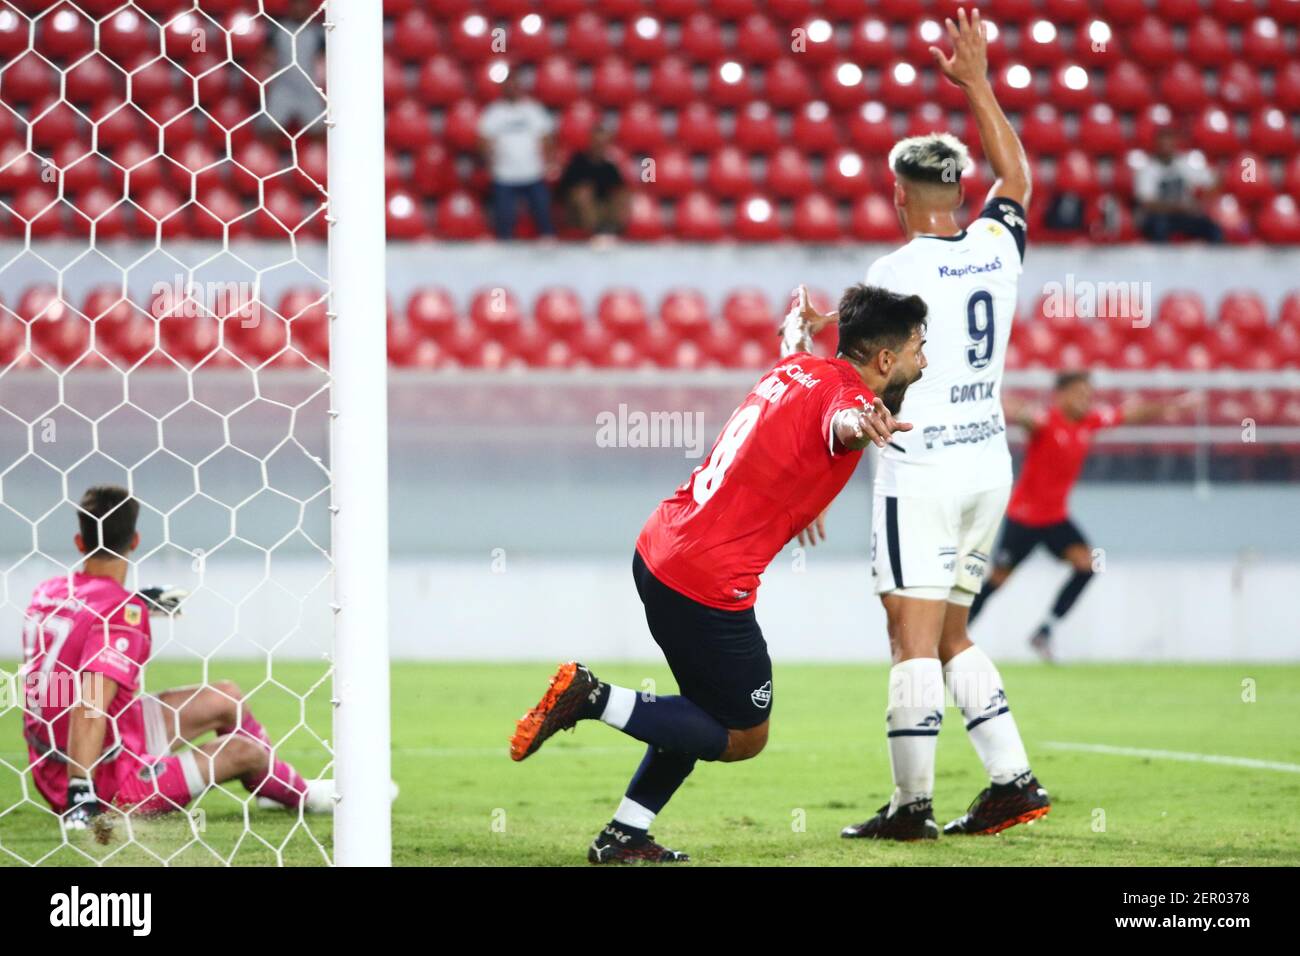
[19,484,334,830]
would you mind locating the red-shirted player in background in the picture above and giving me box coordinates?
[21,485,332,833]
[508,284,927,864]
[969,372,1197,660]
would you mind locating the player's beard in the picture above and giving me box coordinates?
[880,367,920,415]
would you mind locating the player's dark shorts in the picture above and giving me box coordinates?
[995,516,1088,569]
[632,549,772,730]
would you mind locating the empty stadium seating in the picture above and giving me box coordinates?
[0,2,1296,242]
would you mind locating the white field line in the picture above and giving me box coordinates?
[1044,741,1300,774]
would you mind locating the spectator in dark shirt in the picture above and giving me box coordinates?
[1133,129,1222,243]
[556,127,628,238]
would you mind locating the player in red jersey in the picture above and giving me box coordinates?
[969,372,1196,659]
[20,485,329,833]
[508,284,928,863]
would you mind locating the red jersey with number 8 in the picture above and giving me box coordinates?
[636,353,874,610]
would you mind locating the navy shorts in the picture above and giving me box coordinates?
[995,516,1088,570]
[632,549,773,730]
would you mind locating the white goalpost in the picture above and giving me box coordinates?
[0,0,391,866]
[324,0,391,868]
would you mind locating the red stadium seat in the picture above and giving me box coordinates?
[616,100,665,153]
[392,9,441,62]
[722,288,776,340]
[1158,292,1209,341]
[406,287,459,344]
[436,190,488,239]
[1022,19,1067,66]
[707,146,753,198]
[649,146,694,197]
[675,191,725,240]
[848,101,895,155]
[1218,61,1267,113]
[555,99,598,151]
[1207,193,1254,243]
[1191,106,1240,157]
[736,13,783,63]
[1078,104,1126,155]
[1285,155,1300,202]
[1250,107,1298,156]
[791,102,841,154]
[1020,105,1069,155]
[566,11,612,62]
[417,56,467,106]
[534,55,581,107]
[992,62,1037,112]
[597,287,650,340]
[734,194,783,241]
[1186,17,1232,67]
[591,57,638,108]
[1273,62,1300,112]
[1242,16,1290,67]
[1256,196,1300,243]
[849,17,892,64]
[681,13,727,63]
[1105,60,1155,113]
[1213,0,1263,25]
[708,60,755,107]
[825,149,873,198]
[676,102,725,152]
[534,287,586,342]
[469,287,525,351]
[734,102,782,154]
[877,61,924,109]
[849,194,899,241]
[792,194,842,241]
[649,56,695,108]
[660,288,712,341]
[1074,18,1118,67]
[1129,16,1176,67]
[1219,290,1271,335]
[1056,150,1101,198]
[765,59,815,109]
[625,15,669,63]
[1049,63,1095,111]
[386,98,433,150]
[766,146,815,199]
[1158,61,1209,112]
[624,192,666,241]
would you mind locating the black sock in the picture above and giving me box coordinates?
[577,681,609,720]
[1051,569,1093,619]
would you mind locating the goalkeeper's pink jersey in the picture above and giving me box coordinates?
[20,573,152,809]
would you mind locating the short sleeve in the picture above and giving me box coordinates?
[476,104,499,138]
[78,612,148,693]
[1133,163,1159,203]
[865,255,899,292]
[531,102,554,135]
[820,379,874,456]
[977,197,1028,261]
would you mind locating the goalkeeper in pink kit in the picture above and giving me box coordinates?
[20,485,332,829]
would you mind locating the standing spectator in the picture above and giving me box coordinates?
[1132,129,1222,243]
[477,73,556,240]
[556,126,629,239]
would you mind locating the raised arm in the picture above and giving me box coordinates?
[778,284,838,357]
[930,8,1031,209]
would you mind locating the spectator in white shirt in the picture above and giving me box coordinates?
[476,72,556,240]
[1132,129,1222,243]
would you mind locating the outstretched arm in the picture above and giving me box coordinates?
[1003,394,1042,433]
[1120,391,1201,424]
[930,8,1031,209]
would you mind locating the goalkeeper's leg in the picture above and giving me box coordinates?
[153,682,308,809]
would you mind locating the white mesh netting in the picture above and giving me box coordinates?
[0,0,338,865]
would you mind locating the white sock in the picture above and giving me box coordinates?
[598,684,636,730]
[885,658,945,812]
[612,795,655,832]
[944,645,1031,785]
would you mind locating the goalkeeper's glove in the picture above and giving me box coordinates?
[138,585,189,616]
[64,776,101,830]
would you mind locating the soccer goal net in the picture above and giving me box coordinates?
[0,0,389,866]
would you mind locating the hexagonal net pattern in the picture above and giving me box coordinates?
[0,1,338,865]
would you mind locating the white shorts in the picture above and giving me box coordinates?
[872,485,1011,602]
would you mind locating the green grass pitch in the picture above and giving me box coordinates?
[2,661,1298,866]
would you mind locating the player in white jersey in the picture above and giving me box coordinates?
[799,10,1051,839]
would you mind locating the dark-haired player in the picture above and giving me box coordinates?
[802,9,1050,840]
[509,283,928,864]
[20,485,332,831]
[969,373,1197,660]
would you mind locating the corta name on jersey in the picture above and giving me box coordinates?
[937,256,1003,279]
[921,413,1006,449]
[950,381,997,404]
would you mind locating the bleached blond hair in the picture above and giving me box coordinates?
[888,132,971,187]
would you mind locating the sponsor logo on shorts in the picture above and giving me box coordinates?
[751,680,772,709]
[137,762,168,782]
